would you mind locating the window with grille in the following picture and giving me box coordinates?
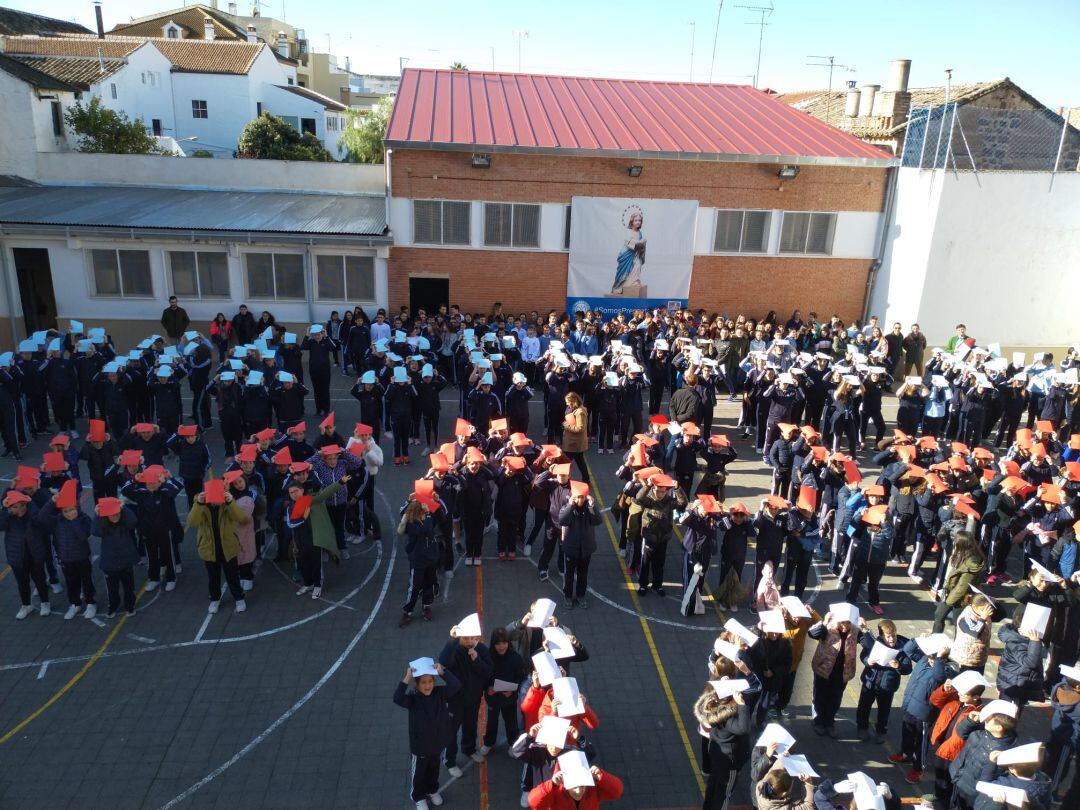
[483,202,540,248]
[316,254,376,301]
[168,251,230,298]
[191,99,208,119]
[779,212,837,255]
[712,210,770,253]
[89,249,153,297]
[413,200,471,245]
[244,253,305,299]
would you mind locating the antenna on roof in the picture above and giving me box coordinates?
[736,2,772,88]
[707,0,725,83]
[806,55,856,125]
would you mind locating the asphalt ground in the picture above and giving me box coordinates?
[0,371,1065,809]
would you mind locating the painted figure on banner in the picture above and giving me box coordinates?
[610,205,647,297]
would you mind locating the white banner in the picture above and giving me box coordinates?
[567,196,698,315]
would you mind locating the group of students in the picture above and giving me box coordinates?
[394,603,622,810]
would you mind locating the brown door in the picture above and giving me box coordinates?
[12,247,58,334]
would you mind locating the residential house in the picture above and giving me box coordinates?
[0,54,80,175]
[0,6,92,36]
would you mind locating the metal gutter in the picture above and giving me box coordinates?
[862,165,900,322]
[0,223,391,246]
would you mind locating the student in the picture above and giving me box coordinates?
[558,480,600,609]
[751,610,793,725]
[397,493,442,627]
[458,447,495,566]
[950,703,1019,810]
[92,497,138,618]
[972,744,1052,810]
[438,614,494,776]
[634,473,687,597]
[928,671,989,807]
[951,594,997,674]
[120,465,184,592]
[752,495,788,596]
[416,363,448,453]
[481,626,526,755]
[715,502,755,608]
[1,490,51,619]
[186,481,249,614]
[753,760,817,810]
[808,606,860,738]
[167,424,212,508]
[995,620,1046,711]
[1047,665,1080,802]
[34,481,96,620]
[932,532,987,633]
[693,679,753,810]
[386,367,419,466]
[855,617,912,742]
[282,470,350,598]
[845,504,893,615]
[767,422,799,497]
[494,455,533,562]
[680,495,721,614]
[393,659,461,810]
[533,461,572,581]
[527,761,623,809]
[892,635,956,783]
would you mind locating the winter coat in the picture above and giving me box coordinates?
[400,515,442,569]
[809,622,858,683]
[186,500,250,563]
[857,631,912,693]
[34,503,93,563]
[753,761,815,810]
[93,509,140,572]
[392,669,462,756]
[635,486,688,541]
[559,500,601,558]
[438,639,494,707]
[900,647,954,721]
[0,506,47,567]
[527,767,624,809]
[233,493,259,566]
[972,772,1052,810]
[562,406,588,453]
[995,623,1045,700]
[943,554,986,606]
[1049,679,1080,747]
[950,717,1017,801]
[952,605,993,669]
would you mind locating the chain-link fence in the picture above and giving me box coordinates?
[900,103,1080,172]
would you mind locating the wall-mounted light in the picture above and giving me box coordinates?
[627,165,643,177]
[471,153,492,168]
[778,165,800,180]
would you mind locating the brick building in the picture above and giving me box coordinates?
[384,68,896,320]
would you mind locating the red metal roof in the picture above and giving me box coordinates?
[385,68,895,166]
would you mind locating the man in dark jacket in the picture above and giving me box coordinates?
[160,296,190,343]
[558,481,601,609]
[668,371,702,425]
[230,305,258,346]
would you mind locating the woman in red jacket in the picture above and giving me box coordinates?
[210,313,232,363]
[529,764,623,809]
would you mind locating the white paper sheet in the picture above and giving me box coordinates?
[543,626,577,660]
[724,618,759,647]
[755,723,796,752]
[779,754,819,778]
[975,781,1026,808]
[867,641,899,666]
[527,598,557,627]
[1018,603,1051,635]
[532,651,560,686]
[552,676,586,718]
[535,715,571,748]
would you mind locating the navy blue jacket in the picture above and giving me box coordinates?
[950,717,1017,801]
[393,669,462,756]
[995,623,1045,697]
[34,503,92,563]
[0,505,47,567]
[1050,678,1080,746]
[858,631,913,693]
[92,508,139,572]
[972,772,1052,810]
[900,645,954,721]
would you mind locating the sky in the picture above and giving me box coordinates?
[12,0,1080,109]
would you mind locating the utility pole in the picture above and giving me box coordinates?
[688,21,696,81]
[806,55,855,125]
[708,0,725,82]
[512,30,529,72]
[736,3,772,88]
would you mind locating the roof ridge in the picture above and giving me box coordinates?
[402,66,751,90]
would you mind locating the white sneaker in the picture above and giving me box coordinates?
[165,581,176,592]
[478,745,492,755]
[235,599,247,613]
[446,765,463,778]
[470,751,485,763]
[429,793,443,807]
[64,605,80,620]
[474,557,482,567]
[523,544,532,556]
[240,579,253,591]
[39,603,51,617]
[145,580,159,592]
[15,605,33,620]
[312,587,323,600]
[520,791,530,808]
[296,586,311,596]
[207,600,220,614]
[84,604,97,620]
[464,557,473,567]
[50,582,64,594]
[415,801,429,810]
[174,563,183,574]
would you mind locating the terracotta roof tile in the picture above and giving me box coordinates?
[5,54,127,87]
[109,6,245,40]
[0,35,266,75]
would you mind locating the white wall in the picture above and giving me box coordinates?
[260,84,342,157]
[0,70,38,176]
[171,72,252,154]
[33,151,385,193]
[94,45,175,138]
[871,168,1080,346]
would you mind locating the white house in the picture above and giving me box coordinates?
[0,53,80,175]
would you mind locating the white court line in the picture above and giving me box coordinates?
[127,634,157,645]
[155,491,399,810]
[192,614,213,643]
[36,663,48,680]
[90,618,106,628]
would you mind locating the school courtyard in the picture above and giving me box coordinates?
[0,375,1053,809]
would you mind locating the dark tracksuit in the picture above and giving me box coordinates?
[301,336,336,414]
[121,432,168,467]
[458,465,495,559]
[210,380,244,457]
[416,375,448,446]
[845,523,893,607]
[504,384,534,436]
[546,371,574,444]
[74,352,104,418]
[467,387,502,436]
[618,375,647,444]
[668,435,703,496]
[93,509,140,614]
[484,647,526,748]
[558,499,601,600]
[767,436,795,497]
[94,373,131,439]
[783,510,821,599]
[534,472,571,576]
[1,505,50,607]
[393,669,462,803]
[349,383,385,438]
[34,503,95,608]
[717,516,755,594]
[680,511,718,610]
[697,444,738,501]
[438,640,494,768]
[855,631,911,734]
[635,485,688,591]
[120,479,184,583]
[494,467,532,555]
[401,514,442,614]
[44,356,79,432]
[241,383,273,435]
[752,510,788,592]
[148,375,185,437]
[270,382,309,433]
[385,382,418,459]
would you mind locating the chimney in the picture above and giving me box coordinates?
[210,0,219,8]
[844,81,861,117]
[245,24,257,43]
[251,5,260,17]
[275,31,288,58]
[203,16,215,40]
[228,2,237,14]
[344,55,350,73]
[888,59,911,92]
[94,1,105,39]
[339,85,352,106]
[859,84,880,117]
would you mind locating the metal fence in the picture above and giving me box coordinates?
[900,103,1080,172]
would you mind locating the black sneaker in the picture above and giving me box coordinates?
[637,585,647,595]
[654,586,666,597]
[538,570,549,582]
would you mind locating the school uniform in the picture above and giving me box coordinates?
[752,509,788,593]
[950,716,1017,810]
[680,511,718,610]
[484,646,526,749]
[93,509,139,615]
[808,621,858,733]
[899,647,954,773]
[301,335,336,415]
[270,382,309,433]
[494,467,532,556]
[534,472,571,579]
[400,514,442,616]
[393,669,462,804]
[209,379,245,457]
[767,436,795,497]
[635,486,688,593]
[148,375,185,437]
[855,631,912,736]
[438,640,494,769]
[782,510,820,599]
[716,515,755,596]
[558,498,601,601]
[120,479,183,585]
[34,503,96,609]
[1,504,50,608]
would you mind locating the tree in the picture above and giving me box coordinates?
[337,95,392,164]
[64,97,164,155]
[235,113,333,161]
[450,61,468,71]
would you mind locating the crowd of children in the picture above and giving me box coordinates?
[2,306,1079,809]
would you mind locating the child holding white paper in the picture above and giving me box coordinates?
[855,618,912,743]
[808,607,860,738]
[438,616,494,776]
[995,620,1046,711]
[481,626,526,755]
[393,660,461,810]
[753,760,817,810]
[693,679,753,810]
[526,757,623,808]
[973,751,1052,810]
[1047,665,1080,805]
[950,706,1019,810]
[929,671,989,806]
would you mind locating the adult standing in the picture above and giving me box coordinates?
[186,481,248,614]
[902,324,927,378]
[160,296,190,344]
[231,304,258,346]
[209,313,232,363]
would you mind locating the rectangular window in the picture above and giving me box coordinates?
[315,254,375,301]
[326,116,338,131]
[244,253,305,299]
[89,248,152,297]
[413,200,470,245]
[712,210,770,253]
[301,118,316,135]
[779,212,837,255]
[152,118,162,136]
[51,101,64,136]
[191,99,208,119]
[483,203,540,248]
[279,114,300,131]
[110,83,117,99]
[167,250,229,298]
[564,205,572,250]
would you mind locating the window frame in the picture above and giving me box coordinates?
[87,247,154,299]
[778,211,838,256]
[314,253,377,303]
[166,250,231,299]
[242,251,306,301]
[191,99,208,119]
[412,199,471,246]
[482,202,541,249]
[711,209,771,255]
[50,100,64,136]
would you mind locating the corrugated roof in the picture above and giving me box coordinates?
[274,84,347,111]
[0,8,92,36]
[0,185,388,239]
[5,54,127,86]
[0,35,267,75]
[385,68,893,166]
[0,52,80,91]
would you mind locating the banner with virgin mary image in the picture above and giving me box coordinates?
[566,196,698,317]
